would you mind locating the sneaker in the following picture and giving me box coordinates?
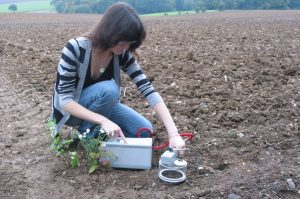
[82,126,107,140]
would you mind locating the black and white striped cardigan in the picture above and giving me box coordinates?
[51,37,163,137]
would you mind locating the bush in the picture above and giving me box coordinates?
[48,120,114,173]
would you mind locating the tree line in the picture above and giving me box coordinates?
[49,0,300,14]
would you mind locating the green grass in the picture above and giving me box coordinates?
[142,10,195,16]
[142,10,219,17]
[0,0,55,13]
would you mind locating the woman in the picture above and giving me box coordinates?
[51,2,185,149]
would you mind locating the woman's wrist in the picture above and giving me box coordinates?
[96,114,107,126]
[169,129,179,139]
[169,134,180,139]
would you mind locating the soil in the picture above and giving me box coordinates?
[0,11,300,199]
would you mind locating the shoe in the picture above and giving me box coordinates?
[81,126,107,140]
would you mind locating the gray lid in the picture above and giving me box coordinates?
[174,159,187,168]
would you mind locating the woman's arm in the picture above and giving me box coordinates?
[64,101,107,125]
[122,51,185,147]
[153,101,185,149]
[63,101,126,141]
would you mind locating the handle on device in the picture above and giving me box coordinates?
[136,127,153,138]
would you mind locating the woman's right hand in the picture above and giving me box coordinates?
[101,118,127,143]
[63,101,127,142]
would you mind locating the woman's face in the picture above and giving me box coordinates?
[111,41,136,55]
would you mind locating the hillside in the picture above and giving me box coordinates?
[0,0,47,3]
[0,0,54,13]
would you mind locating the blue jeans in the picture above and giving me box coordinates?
[66,80,153,137]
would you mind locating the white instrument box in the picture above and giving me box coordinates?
[102,138,153,170]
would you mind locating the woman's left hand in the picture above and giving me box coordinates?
[169,135,185,149]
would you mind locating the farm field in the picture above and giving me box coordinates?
[0,11,300,198]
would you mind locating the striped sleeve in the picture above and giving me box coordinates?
[56,38,80,107]
[121,51,163,107]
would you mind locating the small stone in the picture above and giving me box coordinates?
[258,192,271,199]
[272,181,284,192]
[228,193,242,199]
[237,132,244,138]
[197,166,215,174]
[12,151,21,155]
[4,143,12,148]
[170,82,176,87]
[287,178,296,189]
[134,184,143,190]
[284,66,299,76]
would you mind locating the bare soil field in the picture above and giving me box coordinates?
[0,11,300,199]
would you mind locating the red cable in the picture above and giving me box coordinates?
[152,132,194,150]
[135,128,194,150]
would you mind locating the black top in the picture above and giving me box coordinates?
[83,54,114,89]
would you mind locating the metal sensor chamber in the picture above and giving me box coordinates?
[158,149,188,184]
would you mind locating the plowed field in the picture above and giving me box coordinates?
[0,11,300,198]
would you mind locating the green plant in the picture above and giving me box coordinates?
[69,151,79,168]
[226,130,244,139]
[47,120,114,173]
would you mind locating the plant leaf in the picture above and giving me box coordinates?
[88,165,99,173]
[69,151,79,168]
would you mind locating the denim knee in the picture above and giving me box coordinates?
[100,87,119,103]
[128,120,154,138]
[95,81,120,105]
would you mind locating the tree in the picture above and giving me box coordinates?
[263,0,289,9]
[73,4,92,13]
[288,0,300,9]
[193,0,205,13]
[92,0,118,13]
[8,4,17,12]
[134,0,174,14]
[55,1,65,13]
[175,0,185,11]
[48,0,300,14]
[50,0,65,13]
[218,1,226,11]
[183,0,194,10]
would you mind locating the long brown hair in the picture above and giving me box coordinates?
[86,2,146,53]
